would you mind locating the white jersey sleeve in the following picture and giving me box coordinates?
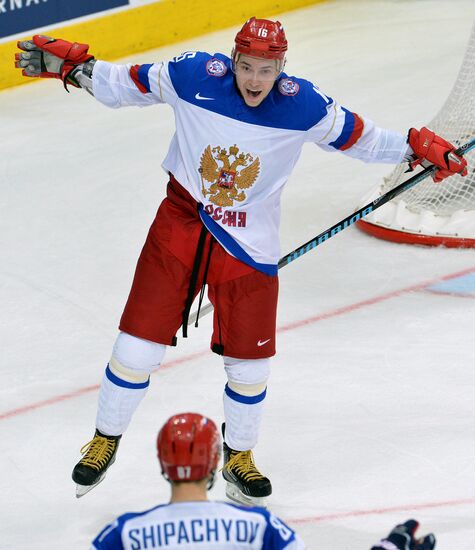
[303,86,408,164]
[90,52,208,109]
[91,59,172,108]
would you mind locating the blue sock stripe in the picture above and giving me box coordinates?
[224,383,267,404]
[105,364,150,390]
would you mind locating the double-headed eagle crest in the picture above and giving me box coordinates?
[199,144,260,207]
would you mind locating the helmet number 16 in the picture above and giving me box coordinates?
[257,28,268,37]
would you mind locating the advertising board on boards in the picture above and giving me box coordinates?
[0,0,129,39]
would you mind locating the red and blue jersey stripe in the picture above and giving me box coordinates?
[129,64,153,94]
[329,107,364,151]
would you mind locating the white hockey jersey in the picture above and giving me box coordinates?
[92,52,408,274]
[91,500,306,549]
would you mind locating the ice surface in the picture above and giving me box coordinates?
[1,1,475,548]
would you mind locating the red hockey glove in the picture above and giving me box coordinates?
[15,35,94,89]
[408,127,467,183]
[371,519,436,550]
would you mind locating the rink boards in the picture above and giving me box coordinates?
[0,0,327,90]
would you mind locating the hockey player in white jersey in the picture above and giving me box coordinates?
[91,412,306,549]
[15,18,467,504]
[91,412,435,550]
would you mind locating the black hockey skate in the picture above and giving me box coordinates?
[221,424,272,507]
[72,429,121,498]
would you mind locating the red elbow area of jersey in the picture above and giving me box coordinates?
[339,113,364,151]
[129,64,149,94]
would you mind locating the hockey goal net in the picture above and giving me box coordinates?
[358,22,475,248]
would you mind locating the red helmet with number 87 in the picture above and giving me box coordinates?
[233,17,288,63]
[157,413,221,483]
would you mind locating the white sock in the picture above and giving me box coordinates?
[223,384,267,451]
[96,364,149,436]
[95,332,166,436]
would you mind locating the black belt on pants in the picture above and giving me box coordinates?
[181,224,214,337]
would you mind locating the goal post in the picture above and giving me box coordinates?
[357,22,475,248]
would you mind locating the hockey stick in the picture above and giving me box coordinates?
[189,137,475,325]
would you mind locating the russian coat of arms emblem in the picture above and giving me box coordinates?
[199,144,260,207]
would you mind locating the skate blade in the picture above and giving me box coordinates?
[225,482,267,508]
[75,473,106,498]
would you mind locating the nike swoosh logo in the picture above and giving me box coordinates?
[257,339,271,347]
[195,92,215,101]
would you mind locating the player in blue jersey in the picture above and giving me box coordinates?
[16,18,467,504]
[91,412,435,550]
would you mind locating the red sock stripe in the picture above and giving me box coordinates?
[129,65,149,94]
[340,112,364,151]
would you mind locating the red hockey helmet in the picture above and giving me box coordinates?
[234,17,288,61]
[157,413,221,482]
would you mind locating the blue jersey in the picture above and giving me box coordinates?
[91,500,306,549]
[92,52,407,273]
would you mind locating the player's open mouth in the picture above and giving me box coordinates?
[246,89,262,98]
